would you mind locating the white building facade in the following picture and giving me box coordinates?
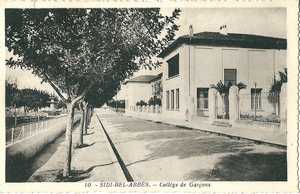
[159,32,286,122]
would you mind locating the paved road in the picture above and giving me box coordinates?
[98,109,287,181]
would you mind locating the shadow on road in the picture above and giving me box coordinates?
[84,132,95,136]
[75,142,96,149]
[56,162,116,182]
[186,152,287,181]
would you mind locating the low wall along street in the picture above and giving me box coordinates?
[6,115,80,182]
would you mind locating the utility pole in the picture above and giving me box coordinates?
[188,24,193,96]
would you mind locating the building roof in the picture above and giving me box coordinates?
[158,31,287,58]
[123,73,162,84]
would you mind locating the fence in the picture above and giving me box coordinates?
[110,107,125,113]
[130,105,162,113]
[239,91,280,123]
[5,116,67,146]
[208,86,284,125]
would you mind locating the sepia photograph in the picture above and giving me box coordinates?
[1,1,299,192]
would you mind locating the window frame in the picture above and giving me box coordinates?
[166,90,170,110]
[175,88,180,110]
[171,89,175,110]
[167,54,180,78]
[197,88,209,110]
[224,69,237,86]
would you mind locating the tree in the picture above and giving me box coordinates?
[5,80,19,108]
[268,68,287,115]
[236,82,247,91]
[6,8,181,177]
[211,81,246,119]
[77,79,125,147]
[211,80,231,119]
[270,68,287,93]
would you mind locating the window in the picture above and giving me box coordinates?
[197,88,209,110]
[176,88,180,110]
[224,69,237,86]
[171,90,174,110]
[167,54,179,78]
[251,88,262,110]
[166,91,170,110]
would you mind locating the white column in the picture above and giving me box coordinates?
[188,45,195,122]
[209,88,217,122]
[229,86,239,122]
[280,83,287,131]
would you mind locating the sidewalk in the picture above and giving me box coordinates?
[126,111,286,147]
[71,114,125,182]
[28,114,125,182]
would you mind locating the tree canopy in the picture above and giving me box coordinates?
[5,8,181,176]
[270,68,287,93]
[5,80,53,110]
[6,8,181,104]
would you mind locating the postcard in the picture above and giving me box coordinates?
[1,0,299,192]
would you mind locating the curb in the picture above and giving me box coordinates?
[95,113,130,182]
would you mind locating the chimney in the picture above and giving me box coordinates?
[219,24,228,35]
[189,25,194,37]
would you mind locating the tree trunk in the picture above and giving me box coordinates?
[221,94,226,119]
[14,104,17,128]
[90,107,94,123]
[43,76,92,178]
[63,102,75,177]
[277,94,280,116]
[77,102,85,147]
[87,106,93,127]
[224,95,229,119]
[83,102,88,135]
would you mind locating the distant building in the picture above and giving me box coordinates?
[123,74,162,112]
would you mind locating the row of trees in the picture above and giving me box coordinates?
[6,8,181,176]
[106,99,125,109]
[5,80,53,111]
[136,96,162,106]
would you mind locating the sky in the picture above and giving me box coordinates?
[164,8,286,38]
[123,7,286,78]
[6,8,286,97]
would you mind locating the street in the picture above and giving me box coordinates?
[98,109,287,181]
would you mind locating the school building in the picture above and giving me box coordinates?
[124,30,287,127]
